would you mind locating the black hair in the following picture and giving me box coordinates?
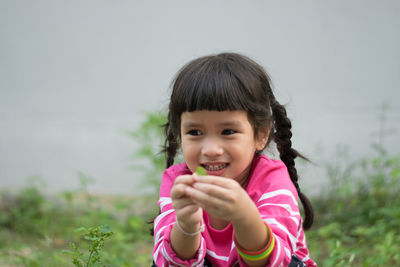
[162,52,313,229]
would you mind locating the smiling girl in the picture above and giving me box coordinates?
[152,53,316,267]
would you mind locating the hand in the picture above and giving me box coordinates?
[170,174,203,232]
[185,174,256,223]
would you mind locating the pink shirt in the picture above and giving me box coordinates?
[153,155,317,267]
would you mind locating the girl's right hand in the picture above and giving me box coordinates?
[171,174,203,233]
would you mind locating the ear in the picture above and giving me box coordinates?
[255,128,270,151]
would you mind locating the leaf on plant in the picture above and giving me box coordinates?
[100,224,112,234]
[61,249,72,255]
[74,227,86,233]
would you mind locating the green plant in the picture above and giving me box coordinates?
[128,111,168,194]
[307,104,400,266]
[0,174,154,266]
[0,177,47,236]
[63,225,114,267]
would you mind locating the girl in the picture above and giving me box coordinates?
[152,53,316,267]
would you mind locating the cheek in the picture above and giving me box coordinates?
[181,142,198,172]
[181,140,198,159]
[180,138,190,152]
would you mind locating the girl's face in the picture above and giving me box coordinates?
[180,110,268,185]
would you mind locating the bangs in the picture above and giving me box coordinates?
[168,53,272,138]
[170,55,258,115]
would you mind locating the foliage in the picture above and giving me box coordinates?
[0,177,156,267]
[128,111,168,193]
[63,225,113,267]
[0,179,46,236]
[128,111,186,193]
[308,149,400,266]
[306,105,400,266]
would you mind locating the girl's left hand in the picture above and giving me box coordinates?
[185,174,256,223]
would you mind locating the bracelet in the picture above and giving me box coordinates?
[175,219,205,236]
[234,221,275,261]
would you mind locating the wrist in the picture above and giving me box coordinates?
[235,221,275,262]
[175,219,204,236]
[170,220,202,260]
[232,206,269,252]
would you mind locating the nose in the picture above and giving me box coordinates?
[201,138,223,158]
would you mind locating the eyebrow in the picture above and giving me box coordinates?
[218,120,242,127]
[181,120,242,128]
[181,122,201,128]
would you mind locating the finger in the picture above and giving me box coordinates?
[175,204,202,226]
[172,196,196,210]
[175,174,196,185]
[191,182,232,201]
[176,203,201,217]
[193,174,237,188]
[185,186,227,210]
[171,175,198,199]
[170,183,189,199]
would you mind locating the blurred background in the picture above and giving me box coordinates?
[1,0,399,195]
[1,1,400,266]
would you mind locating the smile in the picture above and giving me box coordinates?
[201,163,228,171]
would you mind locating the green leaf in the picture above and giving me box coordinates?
[61,249,72,255]
[74,227,86,233]
[196,166,207,176]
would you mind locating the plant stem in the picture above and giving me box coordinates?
[86,250,94,267]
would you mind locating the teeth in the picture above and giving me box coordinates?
[203,164,227,171]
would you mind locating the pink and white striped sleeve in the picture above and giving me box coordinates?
[247,157,316,267]
[152,167,207,267]
[256,187,316,267]
[256,188,301,266]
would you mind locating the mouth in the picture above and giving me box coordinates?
[201,163,229,172]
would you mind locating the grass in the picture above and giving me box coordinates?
[0,181,157,267]
[306,145,400,266]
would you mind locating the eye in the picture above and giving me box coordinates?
[222,129,237,135]
[187,129,202,136]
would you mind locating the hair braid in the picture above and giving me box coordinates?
[270,98,314,230]
[162,119,179,168]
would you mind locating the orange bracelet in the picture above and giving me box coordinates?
[234,221,275,260]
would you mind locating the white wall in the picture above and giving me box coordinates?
[0,1,399,194]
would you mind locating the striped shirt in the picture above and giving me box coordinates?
[153,155,317,267]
